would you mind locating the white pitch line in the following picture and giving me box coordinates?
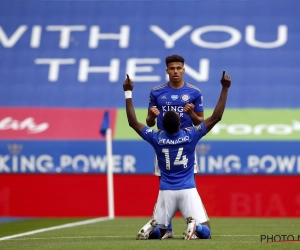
[0,216,113,241]
[9,236,134,240]
[5,234,262,241]
[214,235,261,237]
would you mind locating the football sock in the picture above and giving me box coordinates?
[195,224,211,239]
[148,227,161,239]
[167,221,173,231]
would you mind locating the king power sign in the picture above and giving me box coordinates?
[0,141,300,175]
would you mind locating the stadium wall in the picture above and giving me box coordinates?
[1,0,300,219]
[0,174,299,217]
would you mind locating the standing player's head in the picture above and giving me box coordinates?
[165,54,185,84]
[162,111,180,134]
[165,54,185,67]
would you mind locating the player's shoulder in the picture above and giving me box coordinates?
[157,129,164,135]
[183,124,203,133]
[183,126,193,132]
[150,82,168,93]
[144,127,162,135]
[185,82,202,94]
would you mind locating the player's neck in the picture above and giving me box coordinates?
[169,80,184,89]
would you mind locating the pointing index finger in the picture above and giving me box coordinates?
[222,70,225,78]
[126,74,130,83]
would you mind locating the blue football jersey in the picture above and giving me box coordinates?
[141,123,207,190]
[148,82,204,130]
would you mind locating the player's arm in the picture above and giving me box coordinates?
[184,105,204,125]
[146,92,160,127]
[146,106,159,127]
[184,89,204,125]
[203,71,231,132]
[123,74,145,137]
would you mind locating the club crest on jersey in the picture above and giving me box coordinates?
[180,94,190,103]
[171,95,179,101]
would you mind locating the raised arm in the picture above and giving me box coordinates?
[203,70,231,132]
[123,74,146,136]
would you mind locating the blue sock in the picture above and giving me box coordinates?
[195,224,211,239]
[148,227,161,239]
[167,221,173,231]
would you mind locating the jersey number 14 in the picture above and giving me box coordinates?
[162,147,188,170]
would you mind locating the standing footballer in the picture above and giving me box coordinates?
[146,54,205,238]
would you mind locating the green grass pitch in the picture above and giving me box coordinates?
[0,217,300,249]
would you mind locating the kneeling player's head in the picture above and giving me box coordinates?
[162,111,180,134]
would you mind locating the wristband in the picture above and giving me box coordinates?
[125,90,132,99]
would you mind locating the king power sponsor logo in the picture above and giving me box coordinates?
[1,142,300,174]
[197,154,300,174]
[1,151,300,174]
[0,144,136,174]
[0,154,137,174]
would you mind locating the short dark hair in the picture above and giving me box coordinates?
[162,111,180,134]
[165,54,185,67]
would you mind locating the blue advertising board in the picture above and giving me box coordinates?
[0,0,299,108]
[1,140,300,175]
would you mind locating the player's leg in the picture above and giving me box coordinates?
[136,155,163,239]
[136,218,158,240]
[193,151,211,235]
[178,189,197,240]
[154,154,174,239]
[137,190,176,239]
[136,196,160,240]
[154,190,177,239]
[195,222,211,239]
[179,188,211,240]
[161,187,174,239]
[201,220,211,229]
[193,190,211,239]
[161,222,174,239]
[189,152,206,238]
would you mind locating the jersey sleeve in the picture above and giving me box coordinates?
[192,122,207,141]
[148,90,157,109]
[193,91,204,112]
[141,126,156,146]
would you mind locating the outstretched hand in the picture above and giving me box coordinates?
[220,70,231,89]
[123,74,134,91]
